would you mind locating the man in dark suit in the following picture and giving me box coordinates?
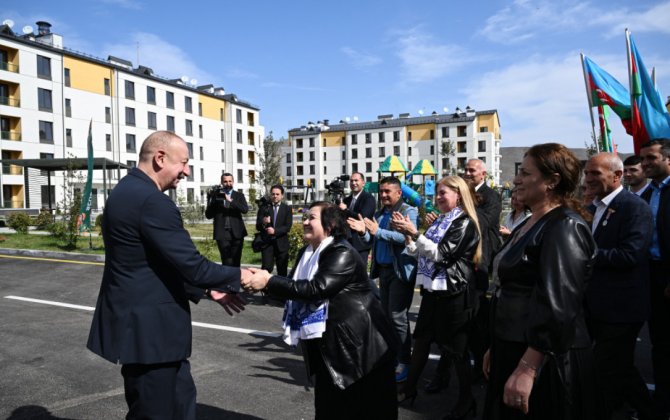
[87,131,249,420]
[256,184,293,276]
[583,153,660,420]
[641,139,670,415]
[205,173,249,267]
[339,171,376,264]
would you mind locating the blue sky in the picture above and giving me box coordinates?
[4,0,670,152]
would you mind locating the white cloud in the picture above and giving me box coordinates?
[394,27,472,84]
[225,68,259,80]
[103,32,216,84]
[481,0,670,44]
[340,46,382,68]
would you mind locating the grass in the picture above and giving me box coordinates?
[0,232,264,266]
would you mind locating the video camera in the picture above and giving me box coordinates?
[207,184,231,205]
[256,195,273,216]
[325,175,350,205]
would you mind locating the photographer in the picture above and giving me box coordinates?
[338,172,376,264]
[205,173,249,267]
[255,185,292,276]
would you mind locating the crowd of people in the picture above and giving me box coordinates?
[86,130,670,420]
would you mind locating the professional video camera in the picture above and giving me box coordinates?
[325,175,350,205]
[206,184,233,206]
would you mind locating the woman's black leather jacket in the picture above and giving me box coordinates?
[431,213,480,293]
[265,239,396,389]
[493,206,596,354]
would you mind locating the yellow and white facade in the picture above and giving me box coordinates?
[0,23,264,209]
[282,109,501,199]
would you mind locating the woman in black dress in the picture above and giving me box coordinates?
[483,143,597,419]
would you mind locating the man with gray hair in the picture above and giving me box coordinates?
[583,152,660,419]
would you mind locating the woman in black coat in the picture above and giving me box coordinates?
[243,202,398,420]
[483,143,597,419]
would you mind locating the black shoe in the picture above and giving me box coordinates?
[397,389,417,407]
[425,374,449,394]
[443,400,477,420]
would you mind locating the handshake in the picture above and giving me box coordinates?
[207,267,273,316]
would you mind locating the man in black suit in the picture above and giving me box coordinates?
[583,153,660,420]
[641,139,670,415]
[87,131,249,420]
[339,171,376,264]
[205,173,249,267]
[256,184,293,276]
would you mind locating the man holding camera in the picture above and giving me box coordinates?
[339,171,376,264]
[205,173,249,267]
[256,184,292,276]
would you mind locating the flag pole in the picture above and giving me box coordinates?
[652,66,656,87]
[580,53,599,152]
[625,28,636,147]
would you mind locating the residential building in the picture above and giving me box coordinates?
[0,21,263,210]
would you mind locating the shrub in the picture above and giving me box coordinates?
[287,222,305,263]
[95,213,104,231]
[34,211,54,230]
[7,212,31,234]
[47,220,67,238]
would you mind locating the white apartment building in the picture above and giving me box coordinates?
[282,108,501,200]
[0,21,264,210]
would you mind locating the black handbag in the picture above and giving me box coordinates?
[252,233,266,253]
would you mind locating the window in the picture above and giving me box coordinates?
[126,134,136,152]
[104,78,111,95]
[352,149,358,159]
[323,138,327,147]
[408,148,412,156]
[125,107,136,126]
[125,80,135,99]
[457,141,466,153]
[236,129,242,143]
[148,112,157,129]
[352,163,358,172]
[127,160,136,168]
[200,168,204,182]
[236,109,242,124]
[323,152,326,160]
[286,167,292,176]
[236,149,243,163]
[39,121,53,143]
[220,129,225,142]
[64,68,71,87]
[105,107,111,123]
[185,119,193,136]
[199,146,204,160]
[480,157,486,164]
[394,146,400,155]
[458,157,467,170]
[379,132,385,142]
[296,138,303,148]
[220,108,224,121]
[147,86,156,104]
[430,130,435,139]
[65,98,71,117]
[37,55,51,79]
[478,141,486,152]
[38,88,52,112]
[310,165,315,175]
[393,131,400,142]
[297,166,304,175]
[341,151,345,160]
[309,137,315,147]
[366,162,372,172]
[237,169,243,182]
[198,125,203,139]
[365,133,371,144]
[442,127,448,138]
[515,162,522,175]
[221,149,225,162]
[41,185,56,208]
[167,116,175,131]
[66,128,72,147]
[479,126,489,133]
[430,145,434,155]
[457,125,467,137]
[198,102,202,116]
[342,165,346,174]
[324,166,327,174]
[379,147,385,157]
[365,148,372,158]
[297,152,303,162]
[187,165,194,182]
[166,91,174,109]
[186,143,193,159]
[185,97,192,113]
[247,112,255,126]
[351,134,358,145]
[106,134,112,151]
[309,151,315,161]
[39,153,54,176]
[408,132,413,141]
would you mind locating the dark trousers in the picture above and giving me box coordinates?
[378,266,414,364]
[261,241,288,276]
[588,319,660,420]
[649,260,670,412]
[121,360,196,420]
[357,249,370,268]
[216,230,244,267]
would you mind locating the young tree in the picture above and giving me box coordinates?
[440,139,456,175]
[256,131,283,195]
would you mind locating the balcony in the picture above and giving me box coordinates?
[0,61,19,73]
[1,131,21,141]
[2,198,24,208]
[2,163,22,175]
[0,96,20,107]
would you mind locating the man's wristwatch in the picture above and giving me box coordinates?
[204,289,212,298]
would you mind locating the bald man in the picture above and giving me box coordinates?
[88,131,250,419]
[583,153,660,420]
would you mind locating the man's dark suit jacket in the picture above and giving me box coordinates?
[256,202,293,252]
[585,189,653,323]
[87,168,241,365]
[343,191,376,252]
[476,183,502,271]
[642,182,670,277]
[205,190,249,240]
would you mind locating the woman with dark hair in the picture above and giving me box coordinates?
[242,202,398,419]
[483,143,597,419]
[499,188,530,238]
[391,175,481,419]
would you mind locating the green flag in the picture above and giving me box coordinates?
[78,120,94,232]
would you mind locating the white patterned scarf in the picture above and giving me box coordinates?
[416,207,463,291]
[281,236,334,345]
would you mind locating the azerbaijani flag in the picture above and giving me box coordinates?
[598,105,613,152]
[78,120,94,232]
[583,56,632,131]
[628,33,670,152]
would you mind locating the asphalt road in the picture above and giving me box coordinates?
[0,252,655,419]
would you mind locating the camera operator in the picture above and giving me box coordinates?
[339,172,376,264]
[205,173,249,267]
[255,184,292,276]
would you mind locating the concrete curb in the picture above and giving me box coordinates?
[0,247,105,262]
